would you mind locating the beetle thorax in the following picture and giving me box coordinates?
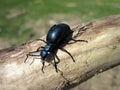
[44,44,52,52]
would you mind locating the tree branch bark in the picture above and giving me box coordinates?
[0,15,120,90]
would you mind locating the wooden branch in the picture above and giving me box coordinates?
[0,15,120,90]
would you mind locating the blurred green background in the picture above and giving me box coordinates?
[0,0,120,48]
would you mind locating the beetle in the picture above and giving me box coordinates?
[25,23,87,72]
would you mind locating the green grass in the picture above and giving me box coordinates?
[0,0,120,45]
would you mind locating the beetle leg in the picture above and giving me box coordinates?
[24,54,29,63]
[68,38,88,44]
[24,46,44,63]
[52,53,58,72]
[29,57,41,65]
[59,47,75,62]
[24,51,41,63]
[36,39,47,43]
[41,61,45,73]
[55,54,60,64]
[72,38,88,43]
[36,46,44,51]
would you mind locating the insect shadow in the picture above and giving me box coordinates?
[24,23,87,73]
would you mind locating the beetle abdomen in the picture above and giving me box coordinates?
[47,23,73,44]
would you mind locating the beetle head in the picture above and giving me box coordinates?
[40,50,47,60]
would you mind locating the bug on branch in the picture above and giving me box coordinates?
[24,23,87,72]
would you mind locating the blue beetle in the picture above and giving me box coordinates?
[41,24,73,59]
[25,23,87,72]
